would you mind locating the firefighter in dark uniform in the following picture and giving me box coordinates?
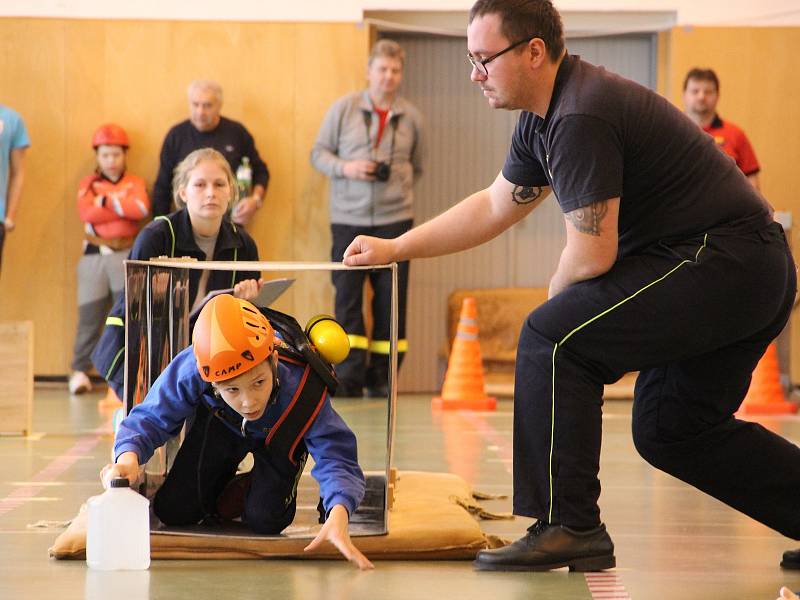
[342,0,799,572]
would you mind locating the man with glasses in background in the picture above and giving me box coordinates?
[342,0,799,572]
[311,39,424,398]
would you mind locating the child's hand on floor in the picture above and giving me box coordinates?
[304,504,374,570]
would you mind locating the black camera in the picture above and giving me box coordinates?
[373,161,391,182]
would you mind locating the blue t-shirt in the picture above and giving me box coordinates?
[0,105,30,219]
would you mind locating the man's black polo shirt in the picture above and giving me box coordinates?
[502,54,771,258]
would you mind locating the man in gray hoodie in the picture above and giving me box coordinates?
[311,39,424,397]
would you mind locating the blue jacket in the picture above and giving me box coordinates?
[92,208,260,397]
[114,345,366,516]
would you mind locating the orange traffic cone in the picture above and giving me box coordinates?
[432,297,496,411]
[739,343,797,415]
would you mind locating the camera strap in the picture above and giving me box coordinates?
[362,108,398,163]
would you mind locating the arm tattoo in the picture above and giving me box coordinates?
[511,185,543,205]
[565,200,609,236]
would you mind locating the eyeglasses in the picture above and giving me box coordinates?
[467,36,536,77]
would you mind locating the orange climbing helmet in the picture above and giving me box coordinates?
[92,123,129,149]
[192,294,276,383]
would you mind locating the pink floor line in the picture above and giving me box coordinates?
[0,423,111,518]
[456,410,514,473]
[585,572,630,599]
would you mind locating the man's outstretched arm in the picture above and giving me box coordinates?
[344,172,550,266]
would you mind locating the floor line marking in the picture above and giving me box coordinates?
[0,422,110,518]
[457,410,514,474]
[586,572,630,600]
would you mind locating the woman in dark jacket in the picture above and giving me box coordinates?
[93,148,262,398]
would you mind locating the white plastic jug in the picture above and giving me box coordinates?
[86,478,151,570]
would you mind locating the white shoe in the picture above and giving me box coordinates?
[69,371,93,394]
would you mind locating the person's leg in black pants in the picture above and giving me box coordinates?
[477,224,798,571]
[632,334,800,538]
[366,219,412,395]
[244,447,308,534]
[153,403,249,526]
[331,224,369,395]
[512,225,798,533]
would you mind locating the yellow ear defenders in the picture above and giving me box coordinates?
[304,315,350,365]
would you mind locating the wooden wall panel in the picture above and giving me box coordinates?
[292,24,369,319]
[0,18,366,374]
[4,18,798,382]
[665,27,800,216]
[0,20,71,373]
[662,26,800,381]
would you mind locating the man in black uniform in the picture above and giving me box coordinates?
[152,80,269,224]
[342,0,799,572]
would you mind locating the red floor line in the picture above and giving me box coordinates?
[456,410,514,473]
[586,573,630,599]
[590,588,627,592]
[0,427,108,518]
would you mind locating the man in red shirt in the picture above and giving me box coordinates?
[683,68,761,190]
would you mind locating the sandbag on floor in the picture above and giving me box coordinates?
[49,471,508,561]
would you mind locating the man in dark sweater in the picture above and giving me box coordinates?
[342,0,799,573]
[152,80,269,224]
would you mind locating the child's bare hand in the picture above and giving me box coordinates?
[304,504,374,570]
[99,451,140,488]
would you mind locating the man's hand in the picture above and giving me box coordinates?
[777,587,799,600]
[304,504,374,570]
[342,160,378,181]
[100,451,140,489]
[343,236,397,267]
[4,218,15,232]
[233,278,265,302]
[232,196,259,226]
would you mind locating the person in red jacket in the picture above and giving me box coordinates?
[683,68,761,190]
[70,124,150,394]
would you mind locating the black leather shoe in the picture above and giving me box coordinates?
[781,548,800,569]
[474,520,616,572]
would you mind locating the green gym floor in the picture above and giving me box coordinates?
[2,387,800,600]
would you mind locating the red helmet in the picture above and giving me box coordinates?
[192,294,275,383]
[92,124,129,148]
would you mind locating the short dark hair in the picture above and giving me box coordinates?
[683,68,720,92]
[469,0,565,62]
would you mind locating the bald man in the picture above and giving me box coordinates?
[152,80,269,225]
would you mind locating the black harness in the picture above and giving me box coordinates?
[209,307,339,465]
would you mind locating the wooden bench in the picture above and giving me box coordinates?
[0,321,34,435]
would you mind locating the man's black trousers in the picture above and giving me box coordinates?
[153,403,305,534]
[514,223,800,538]
[330,220,412,392]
